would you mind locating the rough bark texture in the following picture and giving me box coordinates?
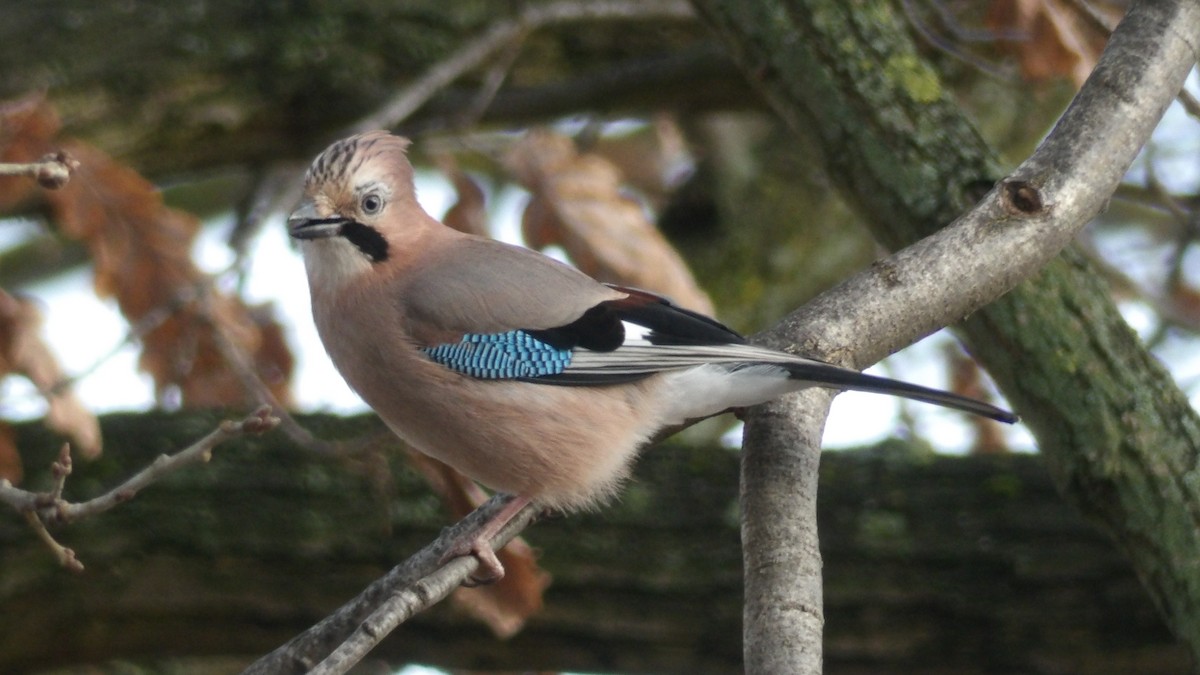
[692,0,1200,667]
[1,413,1188,674]
[739,395,829,674]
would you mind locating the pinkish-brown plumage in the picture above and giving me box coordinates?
[295,131,661,512]
[289,131,1016,580]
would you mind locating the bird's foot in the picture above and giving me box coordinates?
[439,494,533,586]
[440,535,505,585]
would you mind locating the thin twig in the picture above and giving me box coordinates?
[195,291,351,456]
[48,442,71,502]
[243,494,540,675]
[1143,151,1200,341]
[228,164,306,292]
[348,0,694,134]
[47,277,210,397]
[0,151,79,189]
[48,257,338,457]
[899,0,1020,81]
[409,44,740,143]
[23,509,82,571]
[0,407,280,570]
[1063,0,1119,35]
[454,34,527,129]
[56,406,278,522]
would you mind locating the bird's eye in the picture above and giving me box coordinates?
[361,193,384,215]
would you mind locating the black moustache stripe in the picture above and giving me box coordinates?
[341,220,390,262]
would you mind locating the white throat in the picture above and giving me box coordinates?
[300,237,374,293]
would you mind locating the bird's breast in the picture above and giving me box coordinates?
[311,294,669,511]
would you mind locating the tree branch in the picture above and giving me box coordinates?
[349,0,695,135]
[0,151,78,189]
[0,406,279,570]
[694,0,1200,669]
[242,494,540,675]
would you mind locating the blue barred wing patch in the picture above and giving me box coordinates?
[421,330,573,379]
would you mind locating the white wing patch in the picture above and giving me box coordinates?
[564,320,812,378]
[621,320,652,342]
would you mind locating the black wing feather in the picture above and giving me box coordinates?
[524,285,742,353]
[525,304,625,352]
[514,285,742,386]
[604,285,746,346]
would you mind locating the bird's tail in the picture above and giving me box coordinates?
[779,360,1017,423]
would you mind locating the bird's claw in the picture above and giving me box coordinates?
[440,536,505,585]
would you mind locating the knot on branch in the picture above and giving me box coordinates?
[1002,180,1044,215]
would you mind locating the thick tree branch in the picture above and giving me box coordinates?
[412,45,749,137]
[349,0,695,135]
[693,0,1200,670]
[738,396,828,674]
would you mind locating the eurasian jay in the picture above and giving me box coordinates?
[288,131,1016,581]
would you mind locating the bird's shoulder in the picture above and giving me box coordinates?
[399,235,624,338]
[395,233,746,354]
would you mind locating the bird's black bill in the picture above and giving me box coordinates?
[288,215,349,240]
[287,199,349,240]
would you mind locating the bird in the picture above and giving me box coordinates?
[288,130,1017,582]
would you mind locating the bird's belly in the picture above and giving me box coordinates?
[341,350,665,511]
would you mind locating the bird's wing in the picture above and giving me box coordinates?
[408,261,1019,423]
[518,285,779,385]
[402,239,755,385]
[403,236,626,340]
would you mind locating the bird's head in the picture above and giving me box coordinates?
[288,131,420,288]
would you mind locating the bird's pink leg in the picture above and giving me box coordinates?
[440,494,533,585]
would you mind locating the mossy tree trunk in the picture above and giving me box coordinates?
[693,0,1200,667]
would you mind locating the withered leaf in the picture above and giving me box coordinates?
[437,155,489,237]
[0,290,101,459]
[0,95,294,408]
[0,422,22,484]
[986,0,1121,86]
[504,129,714,315]
[0,93,63,209]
